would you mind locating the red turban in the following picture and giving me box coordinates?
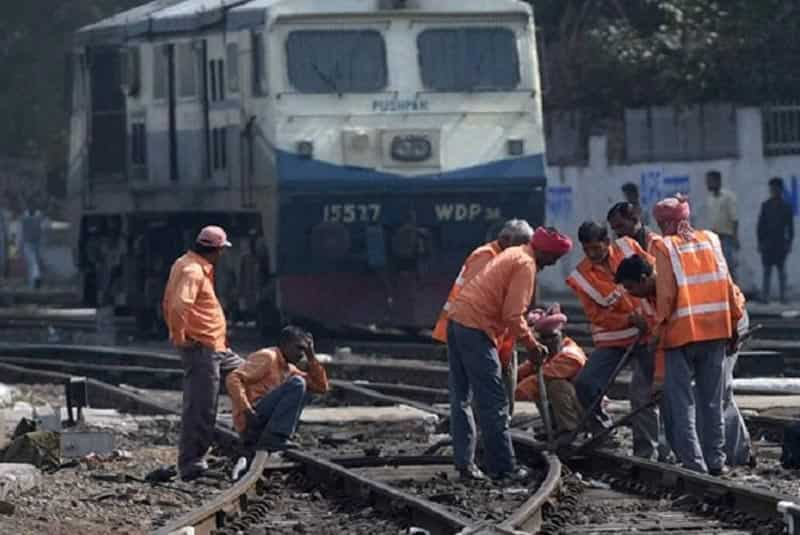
[652,195,693,238]
[527,304,568,334]
[652,196,690,224]
[531,227,573,256]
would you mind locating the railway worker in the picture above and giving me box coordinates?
[515,306,586,435]
[446,226,572,481]
[162,225,245,481]
[607,201,659,252]
[433,219,534,416]
[568,222,659,458]
[616,254,754,468]
[226,326,328,452]
[647,196,744,475]
[606,202,671,460]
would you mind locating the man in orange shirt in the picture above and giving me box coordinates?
[447,226,572,481]
[226,326,329,451]
[433,219,534,416]
[162,225,244,481]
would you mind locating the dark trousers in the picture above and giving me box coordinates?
[242,376,308,446]
[447,321,515,476]
[178,346,243,477]
[762,257,787,302]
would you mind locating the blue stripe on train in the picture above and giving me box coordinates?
[275,150,546,189]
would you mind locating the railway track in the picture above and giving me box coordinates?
[3,343,800,534]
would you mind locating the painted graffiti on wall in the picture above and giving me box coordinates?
[783,176,800,217]
[639,169,690,212]
[547,186,573,223]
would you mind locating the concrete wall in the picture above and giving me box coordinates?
[538,107,799,299]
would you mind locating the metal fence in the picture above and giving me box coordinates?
[624,103,739,162]
[544,110,589,165]
[545,103,739,166]
[763,104,800,156]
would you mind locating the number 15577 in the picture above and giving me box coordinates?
[323,204,381,223]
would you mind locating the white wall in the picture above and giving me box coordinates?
[539,107,799,298]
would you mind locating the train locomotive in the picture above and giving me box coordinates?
[67,0,547,333]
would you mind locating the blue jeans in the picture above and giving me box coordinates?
[574,345,659,458]
[663,340,726,473]
[242,376,308,446]
[447,321,515,475]
[696,351,752,466]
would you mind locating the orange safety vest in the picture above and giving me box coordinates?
[566,237,645,347]
[653,230,734,349]
[433,240,515,366]
[432,241,502,343]
[515,337,587,401]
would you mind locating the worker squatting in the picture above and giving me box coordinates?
[161,195,748,483]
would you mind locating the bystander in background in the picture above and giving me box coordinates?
[757,177,794,303]
[705,170,739,279]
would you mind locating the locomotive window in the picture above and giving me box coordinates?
[212,127,227,170]
[227,43,239,93]
[252,32,267,96]
[286,30,387,93]
[177,43,197,97]
[131,123,147,166]
[121,47,141,96]
[153,45,168,100]
[418,28,520,92]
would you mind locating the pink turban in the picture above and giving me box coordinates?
[527,304,568,334]
[531,227,573,256]
[652,195,693,238]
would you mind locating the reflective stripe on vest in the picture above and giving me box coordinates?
[568,239,635,308]
[661,230,733,347]
[663,231,728,287]
[615,237,635,257]
[672,300,730,320]
[591,326,641,342]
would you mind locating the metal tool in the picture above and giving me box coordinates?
[564,335,642,446]
[569,325,761,456]
[535,347,555,450]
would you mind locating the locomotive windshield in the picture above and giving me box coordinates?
[286,30,387,93]
[418,27,520,92]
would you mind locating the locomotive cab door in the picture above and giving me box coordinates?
[87,46,127,184]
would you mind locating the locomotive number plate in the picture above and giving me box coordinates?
[323,203,382,223]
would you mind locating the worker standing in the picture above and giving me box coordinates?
[649,196,743,475]
[433,219,534,416]
[607,201,659,252]
[568,222,658,458]
[616,253,752,468]
[515,306,586,435]
[162,225,244,481]
[446,227,572,481]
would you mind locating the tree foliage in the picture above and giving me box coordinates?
[532,0,800,111]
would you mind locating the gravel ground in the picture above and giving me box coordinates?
[245,470,411,535]
[0,383,446,534]
[399,469,543,523]
[1,416,229,535]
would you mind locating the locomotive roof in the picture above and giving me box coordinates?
[76,0,531,45]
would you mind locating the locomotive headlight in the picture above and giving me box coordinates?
[297,140,314,159]
[351,131,370,152]
[391,135,432,162]
[507,138,524,156]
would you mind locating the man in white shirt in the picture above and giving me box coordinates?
[705,170,739,279]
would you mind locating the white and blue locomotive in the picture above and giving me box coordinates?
[67,0,547,331]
